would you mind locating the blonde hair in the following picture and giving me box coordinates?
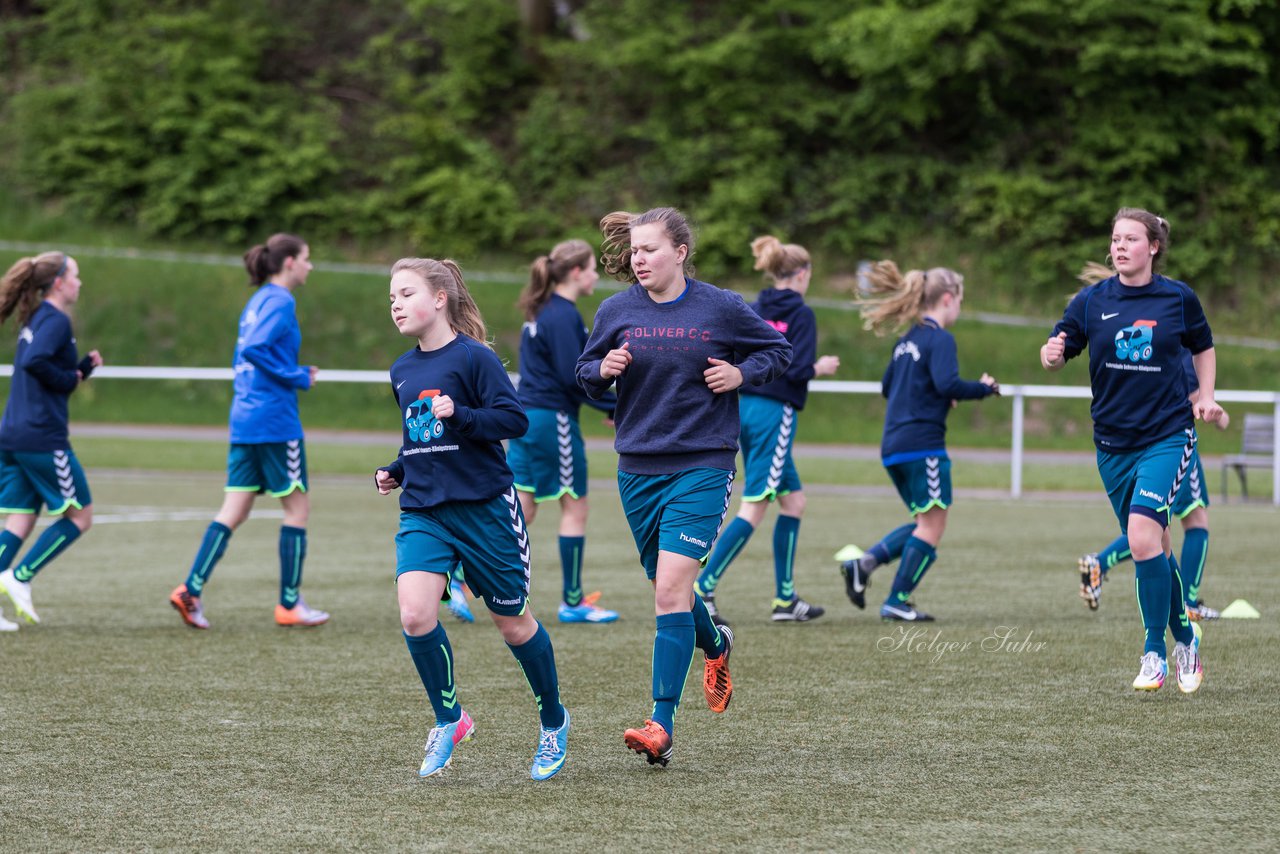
[857,261,964,336]
[1,251,69,327]
[390,257,489,346]
[599,207,695,282]
[518,239,593,321]
[751,235,810,283]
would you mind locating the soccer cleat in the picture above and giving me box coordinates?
[274,596,330,627]
[452,708,476,746]
[1186,600,1219,622]
[703,624,734,713]
[1132,651,1167,691]
[840,556,873,610]
[0,568,39,624]
[623,719,673,767]
[1173,639,1204,694]
[1078,553,1102,610]
[0,608,18,632]
[771,597,825,622]
[418,718,466,778]
[558,591,619,624]
[446,581,475,623]
[530,709,570,781]
[169,584,210,630]
[880,602,934,622]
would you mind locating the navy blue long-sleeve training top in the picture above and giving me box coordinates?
[0,302,82,452]
[1052,274,1212,452]
[381,335,529,511]
[743,288,819,410]
[576,278,792,475]
[880,318,995,464]
[517,294,616,417]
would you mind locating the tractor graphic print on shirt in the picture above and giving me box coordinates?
[406,389,446,442]
[1114,320,1156,363]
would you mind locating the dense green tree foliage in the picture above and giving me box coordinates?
[2,0,1278,295]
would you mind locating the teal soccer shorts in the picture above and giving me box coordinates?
[1096,429,1196,530]
[226,440,307,497]
[394,487,531,617]
[617,467,735,579]
[738,395,801,502]
[507,408,588,502]
[0,449,91,515]
[885,454,951,516]
[1171,448,1209,518]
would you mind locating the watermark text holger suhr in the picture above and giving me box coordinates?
[877,626,1047,664]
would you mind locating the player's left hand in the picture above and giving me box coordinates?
[1193,396,1225,426]
[88,349,104,369]
[432,394,455,419]
[704,358,743,393]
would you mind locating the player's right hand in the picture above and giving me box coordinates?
[600,341,632,379]
[1041,332,1067,368]
[375,469,399,494]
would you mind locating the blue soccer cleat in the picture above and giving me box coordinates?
[558,592,618,624]
[419,717,467,778]
[446,580,474,623]
[530,709,570,781]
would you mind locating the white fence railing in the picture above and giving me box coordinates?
[2,367,1277,505]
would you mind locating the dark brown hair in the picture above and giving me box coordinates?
[518,239,594,321]
[1112,207,1171,273]
[244,233,306,287]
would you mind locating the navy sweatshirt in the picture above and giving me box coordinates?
[517,294,616,417]
[381,335,529,511]
[880,318,994,463]
[0,302,82,452]
[1052,274,1212,452]
[743,288,819,410]
[576,278,792,474]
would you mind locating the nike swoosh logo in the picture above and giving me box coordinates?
[396,380,407,389]
[1101,312,1119,320]
[535,757,565,775]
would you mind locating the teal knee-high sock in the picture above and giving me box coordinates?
[1167,558,1194,645]
[691,595,726,659]
[279,526,306,608]
[185,521,232,595]
[404,623,462,726]
[696,517,755,596]
[1181,527,1209,605]
[13,518,81,582]
[773,515,801,603]
[885,536,936,606]
[1098,534,1131,578]
[559,535,584,606]
[651,612,695,737]
[1134,554,1172,658]
[508,622,565,729]
[0,530,24,572]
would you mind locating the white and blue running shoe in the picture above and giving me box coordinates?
[530,709,570,781]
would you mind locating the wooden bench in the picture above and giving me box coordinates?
[1220,413,1275,500]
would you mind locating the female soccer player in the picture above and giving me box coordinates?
[695,235,839,625]
[577,207,792,766]
[168,233,328,630]
[1041,207,1221,693]
[377,257,569,781]
[0,252,102,628]
[508,239,619,624]
[838,262,998,622]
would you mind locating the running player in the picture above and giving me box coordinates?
[168,233,328,630]
[0,252,102,628]
[577,207,792,767]
[378,257,569,781]
[508,239,619,624]
[838,262,998,622]
[1041,207,1222,692]
[696,235,839,625]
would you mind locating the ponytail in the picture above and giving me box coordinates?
[0,251,67,327]
[244,233,306,287]
[516,239,593,321]
[858,261,964,336]
[751,235,810,284]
